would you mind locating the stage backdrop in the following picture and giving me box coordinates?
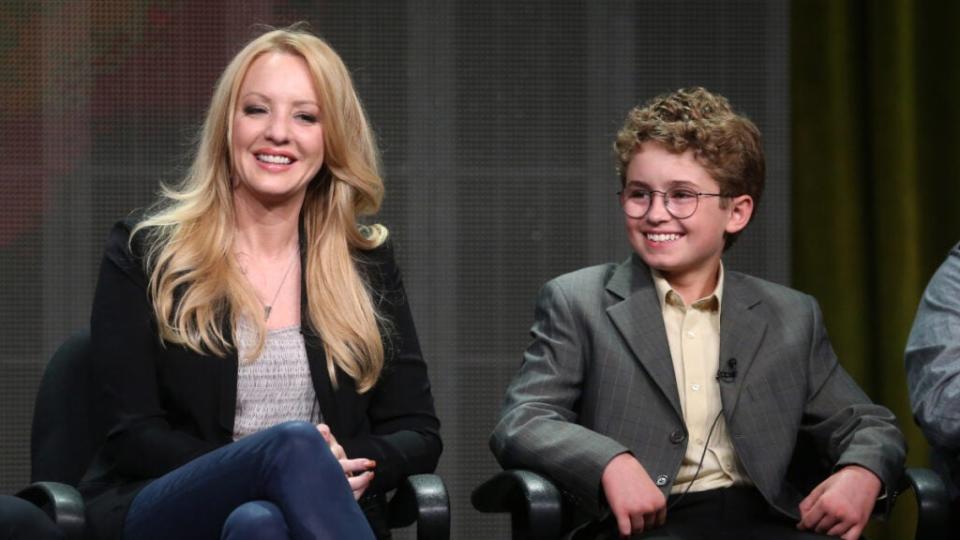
[0,1,789,537]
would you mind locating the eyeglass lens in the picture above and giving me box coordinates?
[621,188,699,219]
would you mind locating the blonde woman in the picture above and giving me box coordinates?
[78,26,441,540]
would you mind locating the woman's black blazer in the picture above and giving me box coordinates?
[78,218,442,539]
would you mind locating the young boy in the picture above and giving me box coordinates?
[491,87,905,539]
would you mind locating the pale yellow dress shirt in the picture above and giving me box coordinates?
[651,265,752,494]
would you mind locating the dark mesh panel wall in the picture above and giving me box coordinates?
[1,1,788,537]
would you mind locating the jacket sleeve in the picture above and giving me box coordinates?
[490,279,630,515]
[339,240,443,494]
[90,220,219,479]
[906,243,960,451]
[799,294,906,492]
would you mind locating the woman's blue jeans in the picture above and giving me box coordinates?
[122,421,376,540]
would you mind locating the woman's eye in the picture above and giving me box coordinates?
[295,113,318,124]
[243,105,267,115]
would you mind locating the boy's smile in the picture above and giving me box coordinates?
[623,142,753,301]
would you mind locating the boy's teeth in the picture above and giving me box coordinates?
[257,154,292,164]
[647,233,680,242]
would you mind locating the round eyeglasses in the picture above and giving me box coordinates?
[618,187,725,220]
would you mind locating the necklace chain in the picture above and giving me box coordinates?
[264,249,299,320]
[238,248,299,321]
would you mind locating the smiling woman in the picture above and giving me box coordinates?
[77,24,441,540]
[231,52,326,205]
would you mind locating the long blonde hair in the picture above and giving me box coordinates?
[133,25,387,392]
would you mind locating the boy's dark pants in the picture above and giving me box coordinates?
[575,486,839,540]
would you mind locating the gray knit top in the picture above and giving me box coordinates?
[232,318,320,440]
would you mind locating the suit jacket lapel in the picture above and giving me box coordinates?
[718,272,767,420]
[605,255,683,419]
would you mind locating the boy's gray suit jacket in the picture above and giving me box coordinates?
[491,254,905,517]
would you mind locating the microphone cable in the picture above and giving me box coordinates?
[666,357,738,510]
[666,408,724,510]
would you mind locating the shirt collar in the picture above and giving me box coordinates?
[651,262,724,312]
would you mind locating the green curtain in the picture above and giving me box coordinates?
[792,0,960,537]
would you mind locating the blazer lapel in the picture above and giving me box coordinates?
[218,328,239,436]
[717,272,767,419]
[304,334,344,431]
[605,255,683,418]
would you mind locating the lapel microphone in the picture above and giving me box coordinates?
[716,357,738,382]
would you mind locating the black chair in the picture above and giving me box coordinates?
[473,467,951,540]
[2,332,92,539]
[0,492,76,540]
[29,331,450,540]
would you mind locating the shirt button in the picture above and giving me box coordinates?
[685,330,696,338]
[655,475,669,486]
[691,384,701,391]
[669,430,686,444]
[695,438,704,445]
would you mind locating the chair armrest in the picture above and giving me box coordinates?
[16,481,85,540]
[387,473,450,540]
[901,467,950,540]
[472,469,565,540]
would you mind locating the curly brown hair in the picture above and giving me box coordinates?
[614,87,764,249]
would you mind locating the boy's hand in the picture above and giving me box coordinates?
[797,465,882,540]
[601,453,667,537]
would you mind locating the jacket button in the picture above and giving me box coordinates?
[669,430,686,444]
[655,475,669,486]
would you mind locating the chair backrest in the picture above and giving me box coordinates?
[30,331,99,486]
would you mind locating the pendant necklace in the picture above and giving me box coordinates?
[264,249,299,320]
[240,248,299,321]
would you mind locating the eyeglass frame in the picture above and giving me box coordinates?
[617,187,729,220]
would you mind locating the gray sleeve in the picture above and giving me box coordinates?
[800,295,905,490]
[906,243,960,450]
[490,279,628,514]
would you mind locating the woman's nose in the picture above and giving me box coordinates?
[264,115,289,144]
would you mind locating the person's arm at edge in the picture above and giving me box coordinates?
[906,243,960,451]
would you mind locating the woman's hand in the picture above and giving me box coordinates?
[317,423,376,499]
[316,423,346,460]
[342,457,376,500]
